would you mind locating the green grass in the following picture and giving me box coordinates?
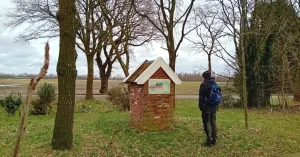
[175,82,200,95]
[1,100,300,157]
[175,81,231,95]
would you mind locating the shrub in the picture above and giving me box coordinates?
[31,99,45,115]
[37,82,56,104]
[220,86,242,108]
[3,92,22,115]
[32,82,56,115]
[107,84,130,111]
[0,99,3,107]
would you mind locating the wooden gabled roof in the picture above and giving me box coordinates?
[123,57,182,85]
[124,60,154,83]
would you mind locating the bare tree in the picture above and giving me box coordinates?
[283,17,300,102]
[188,4,224,72]
[74,0,100,99]
[214,0,238,72]
[6,0,59,41]
[76,0,153,93]
[132,0,196,72]
[275,21,300,103]
[209,0,254,73]
[98,0,156,77]
[95,43,117,93]
[6,0,101,99]
[209,0,252,128]
[6,0,153,96]
[51,0,77,150]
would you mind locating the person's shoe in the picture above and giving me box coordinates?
[211,138,217,145]
[202,139,212,147]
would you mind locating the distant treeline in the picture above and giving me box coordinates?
[0,72,230,82]
[177,72,230,82]
[0,73,123,80]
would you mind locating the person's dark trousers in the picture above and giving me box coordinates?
[201,111,217,145]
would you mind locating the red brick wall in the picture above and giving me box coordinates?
[129,68,175,131]
[129,83,144,127]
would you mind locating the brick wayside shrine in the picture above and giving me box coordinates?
[123,57,182,131]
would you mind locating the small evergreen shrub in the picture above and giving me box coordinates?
[0,99,3,107]
[37,82,56,104]
[3,92,22,115]
[32,82,56,115]
[221,86,242,108]
[107,85,130,111]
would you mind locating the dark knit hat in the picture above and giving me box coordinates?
[202,70,211,79]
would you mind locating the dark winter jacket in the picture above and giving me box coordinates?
[198,77,218,113]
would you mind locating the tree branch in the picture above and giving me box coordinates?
[13,42,50,157]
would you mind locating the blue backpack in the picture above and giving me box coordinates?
[207,82,222,105]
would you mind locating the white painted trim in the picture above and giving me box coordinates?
[135,58,161,84]
[160,59,182,84]
[135,57,182,85]
[123,59,147,83]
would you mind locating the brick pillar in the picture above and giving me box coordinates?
[129,84,143,129]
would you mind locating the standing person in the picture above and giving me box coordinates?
[198,70,222,147]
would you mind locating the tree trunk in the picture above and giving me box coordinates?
[123,68,129,77]
[51,0,77,150]
[208,54,212,72]
[85,55,94,100]
[100,75,109,93]
[241,0,249,129]
[168,49,176,72]
[294,90,300,102]
[241,45,248,129]
[95,51,113,94]
[293,69,300,102]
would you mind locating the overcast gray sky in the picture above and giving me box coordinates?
[0,1,228,77]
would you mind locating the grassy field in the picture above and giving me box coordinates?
[0,79,202,96]
[1,100,300,157]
